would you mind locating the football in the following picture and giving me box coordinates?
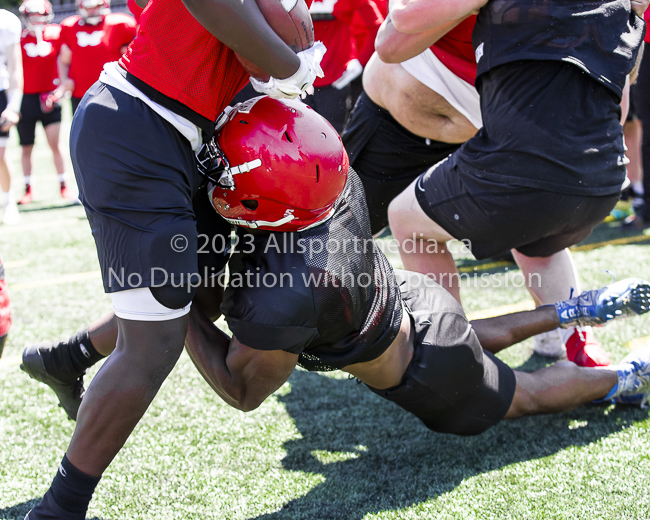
[235,0,314,81]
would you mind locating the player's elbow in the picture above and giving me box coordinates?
[234,394,264,413]
[376,43,403,64]
[390,8,422,35]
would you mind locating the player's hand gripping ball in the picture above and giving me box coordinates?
[236,0,326,99]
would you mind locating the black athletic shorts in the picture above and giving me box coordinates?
[0,90,9,140]
[70,81,231,293]
[17,93,62,146]
[71,96,82,114]
[368,270,516,436]
[414,154,619,259]
[342,91,460,234]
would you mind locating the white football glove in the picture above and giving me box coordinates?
[249,41,327,100]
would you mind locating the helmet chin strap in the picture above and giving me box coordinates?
[225,213,296,229]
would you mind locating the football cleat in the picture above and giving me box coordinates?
[21,343,85,421]
[598,347,650,408]
[554,278,650,328]
[564,327,610,367]
[60,186,81,205]
[18,188,33,205]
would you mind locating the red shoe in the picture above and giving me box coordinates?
[18,189,33,205]
[565,327,611,367]
[60,185,80,204]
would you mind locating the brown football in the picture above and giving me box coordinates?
[235,0,314,81]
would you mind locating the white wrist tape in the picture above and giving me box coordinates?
[249,41,327,99]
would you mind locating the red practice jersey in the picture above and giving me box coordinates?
[0,256,10,338]
[60,12,137,98]
[120,0,249,122]
[430,15,477,85]
[21,24,61,94]
[310,0,383,87]
[127,0,144,24]
[350,0,385,66]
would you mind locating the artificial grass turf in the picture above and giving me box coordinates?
[1,113,650,519]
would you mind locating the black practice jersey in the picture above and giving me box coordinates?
[221,169,403,372]
[473,0,645,100]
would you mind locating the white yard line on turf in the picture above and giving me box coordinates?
[0,218,81,235]
[9,271,101,292]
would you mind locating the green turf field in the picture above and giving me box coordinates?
[1,106,650,519]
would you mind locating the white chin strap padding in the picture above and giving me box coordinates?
[226,213,296,229]
[229,159,262,176]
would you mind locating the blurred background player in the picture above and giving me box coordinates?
[0,254,11,358]
[348,0,386,105]
[17,0,73,204]
[305,0,383,132]
[0,7,23,225]
[58,0,136,113]
[343,13,611,366]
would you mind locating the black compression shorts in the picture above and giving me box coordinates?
[342,91,460,234]
[367,270,516,436]
[70,81,230,293]
[17,93,62,146]
[413,154,619,259]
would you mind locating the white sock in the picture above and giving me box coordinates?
[23,175,31,185]
[57,173,67,183]
[632,181,644,196]
[0,190,9,206]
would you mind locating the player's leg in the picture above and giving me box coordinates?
[506,343,650,418]
[42,102,70,198]
[388,173,461,300]
[26,82,205,519]
[19,145,34,204]
[512,248,610,366]
[16,94,39,204]
[0,144,19,225]
[0,88,18,223]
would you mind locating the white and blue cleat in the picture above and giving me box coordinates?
[598,347,650,408]
[555,278,650,328]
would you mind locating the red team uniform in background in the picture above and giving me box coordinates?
[306,0,383,132]
[60,11,136,101]
[0,255,11,356]
[21,23,61,94]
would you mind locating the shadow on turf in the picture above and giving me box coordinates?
[252,368,647,520]
[0,499,105,520]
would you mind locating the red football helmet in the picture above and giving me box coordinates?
[77,0,110,25]
[19,0,54,29]
[210,96,349,232]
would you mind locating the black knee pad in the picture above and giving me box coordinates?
[150,285,196,310]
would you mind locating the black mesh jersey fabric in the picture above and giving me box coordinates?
[221,169,403,371]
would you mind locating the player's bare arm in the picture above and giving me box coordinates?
[375,13,463,64]
[181,0,300,79]
[184,306,298,412]
[56,43,74,96]
[390,0,485,34]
